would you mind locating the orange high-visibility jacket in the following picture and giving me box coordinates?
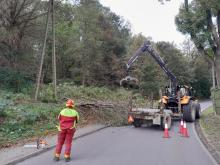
[58,108,79,130]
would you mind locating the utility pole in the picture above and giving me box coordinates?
[35,0,57,101]
[35,0,51,101]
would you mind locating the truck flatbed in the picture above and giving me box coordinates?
[128,108,172,129]
[131,108,161,113]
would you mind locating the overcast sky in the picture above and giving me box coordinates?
[99,0,187,45]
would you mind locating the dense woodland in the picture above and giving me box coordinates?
[0,0,217,99]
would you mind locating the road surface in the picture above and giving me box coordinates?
[18,101,217,165]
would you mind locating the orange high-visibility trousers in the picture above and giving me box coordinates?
[55,128,75,156]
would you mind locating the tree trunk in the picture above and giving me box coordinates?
[206,9,220,48]
[216,10,220,88]
[215,48,220,88]
[195,44,216,88]
[217,10,220,41]
[82,74,85,86]
[212,64,216,89]
[184,0,188,12]
[51,0,57,100]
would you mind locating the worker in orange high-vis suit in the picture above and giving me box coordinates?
[54,99,79,162]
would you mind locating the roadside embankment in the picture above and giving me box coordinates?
[0,85,149,148]
[196,106,220,164]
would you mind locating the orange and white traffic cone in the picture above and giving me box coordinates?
[128,115,134,124]
[163,123,170,138]
[178,119,184,134]
[182,121,189,137]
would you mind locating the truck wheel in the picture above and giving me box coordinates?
[183,100,196,122]
[195,103,201,119]
[161,114,172,130]
[133,119,141,127]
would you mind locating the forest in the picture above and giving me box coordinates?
[0,0,215,99]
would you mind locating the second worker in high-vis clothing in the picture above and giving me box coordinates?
[54,99,79,162]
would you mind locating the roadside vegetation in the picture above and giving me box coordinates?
[200,107,220,152]
[0,85,149,148]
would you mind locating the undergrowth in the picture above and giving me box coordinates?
[0,84,151,148]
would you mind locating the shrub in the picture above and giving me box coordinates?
[0,99,11,117]
[39,84,57,103]
[0,67,33,93]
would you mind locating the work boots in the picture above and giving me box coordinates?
[54,153,71,162]
[54,154,60,161]
[54,156,60,161]
[64,154,71,162]
[65,157,70,162]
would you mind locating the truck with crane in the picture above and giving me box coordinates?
[121,41,201,129]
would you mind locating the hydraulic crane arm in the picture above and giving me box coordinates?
[126,41,178,95]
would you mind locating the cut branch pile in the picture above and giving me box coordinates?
[76,101,129,114]
[75,100,129,126]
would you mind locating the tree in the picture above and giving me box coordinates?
[97,7,131,86]
[156,41,194,85]
[125,35,194,97]
[181,39,212,98]
[158,0,189,10]
[42,0,131,87]
[175,0,220,88]
[181,38,198,61]
[125,34,164,96]
[0,0,43,66]
[192,56,212,98]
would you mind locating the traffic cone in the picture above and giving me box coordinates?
[163,123,170,138]
[128,115,134,123]
[178,119,184,134]
[182,121,189,137]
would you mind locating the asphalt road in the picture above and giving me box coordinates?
[18,101,217,165]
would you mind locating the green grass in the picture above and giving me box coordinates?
[39,83,145,103]
[200,106,215,134]
[201,106,214,116]
[200,106,220,152]
[0,102,61,147]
